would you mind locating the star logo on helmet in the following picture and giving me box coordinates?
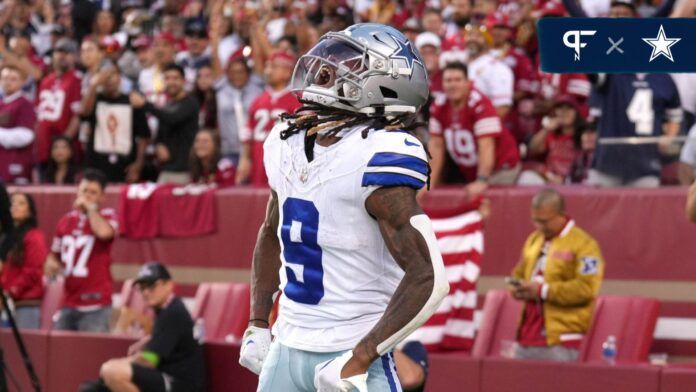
[391,37,421,77]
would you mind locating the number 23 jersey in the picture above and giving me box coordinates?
[264,123,429,352]
[51,209,118,308]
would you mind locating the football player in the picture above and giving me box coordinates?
[239,24,449,392]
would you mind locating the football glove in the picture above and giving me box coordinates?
[238,326,272,375]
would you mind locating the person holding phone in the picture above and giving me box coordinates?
[507,188,604,362]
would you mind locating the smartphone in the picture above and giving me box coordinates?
[505,277,522,287]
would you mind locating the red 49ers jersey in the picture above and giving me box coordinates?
[242,89,301,186]
[36,70,82,163]
[429,88,520,182]
[51,209,118,308]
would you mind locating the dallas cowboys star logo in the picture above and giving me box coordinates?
[642,24,681,62]
[390,36,421,76]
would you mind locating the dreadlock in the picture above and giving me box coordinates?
[278,101,433,189]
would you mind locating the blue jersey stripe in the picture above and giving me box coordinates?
[361,172,425,189]
[381,354,398,392]
[368,152,428,176]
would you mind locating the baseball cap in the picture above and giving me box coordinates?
[154,31,177,46]
[54,37,78,53]
[134,262,172,286]
[535,1,566,18]
[401,341,429,392]
[132,35,152,49]
[269,50,296,68]
[486,12,511,29]
[415,32,441,51]
[553,94,580,111]
[185,19,208,38]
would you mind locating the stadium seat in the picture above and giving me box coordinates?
[471,289,523,358]
[191,282,250,342]
[579,295,660,363]
[41,278,64,330]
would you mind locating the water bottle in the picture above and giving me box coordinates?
[193,318,206,343]
[602,335,617,365]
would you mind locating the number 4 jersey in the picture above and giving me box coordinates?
[593,74,682,180]
[264,123,429,352]
[51,209,118,308]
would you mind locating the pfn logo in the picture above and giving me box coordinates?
[563,30,597,61]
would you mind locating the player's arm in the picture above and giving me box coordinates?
[249,190,281,325]
[342,186,448,377]
[239,190,280,375]
[427,135,445,188]
[687,181,696,222]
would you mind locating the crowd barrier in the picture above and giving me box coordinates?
[2,330,696,392]
[14,185,696,280]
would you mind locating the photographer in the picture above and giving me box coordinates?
[0,192,46,329]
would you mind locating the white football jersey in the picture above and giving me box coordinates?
[264,122,428,352]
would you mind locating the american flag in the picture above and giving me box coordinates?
[407,210,484,352]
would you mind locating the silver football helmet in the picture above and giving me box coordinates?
[291,23,429,116]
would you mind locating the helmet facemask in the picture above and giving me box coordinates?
[292,34,381,110]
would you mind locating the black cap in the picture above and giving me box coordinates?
[185,19,208,38]
[134,262,172,285]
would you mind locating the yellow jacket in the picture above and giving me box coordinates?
[511,220,604,346]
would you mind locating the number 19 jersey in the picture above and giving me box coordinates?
[264,123,428,352]
[51,209,118,308]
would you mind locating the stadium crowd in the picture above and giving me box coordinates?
[0,0,690,193]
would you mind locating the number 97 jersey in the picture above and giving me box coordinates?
[263,123,429,353]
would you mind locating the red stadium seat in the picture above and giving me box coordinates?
[191,282,250,342]
[41,278,64,330]
[579,295,660,363]
[471,289,523,358]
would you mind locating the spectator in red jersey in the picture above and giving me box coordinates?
[0,65,36,185]
[189,129,235,188]
[45,169,118,333]
[81,66,150,183]
[428,62,520,196]
[41,136,80,185]
[236,51,300,186]
[0,192,47,329]
[519,95,588,185]
[131,63,199,184]
[35,37,82,172]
